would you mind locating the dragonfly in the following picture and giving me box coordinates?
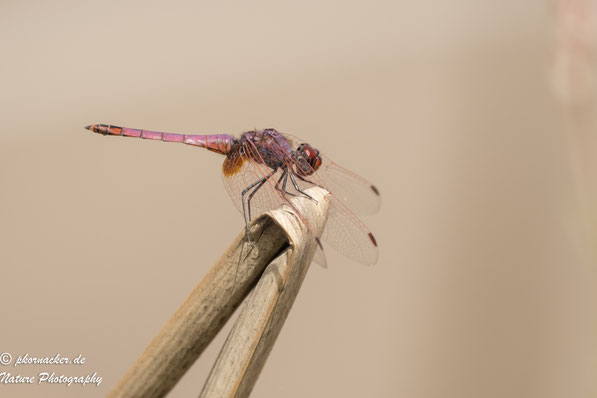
[84,124,380,265]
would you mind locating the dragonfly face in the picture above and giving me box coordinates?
[295,143,322,177]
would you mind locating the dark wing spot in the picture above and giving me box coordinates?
[371,185,380,196]
[368,232,378,247]
[315,237,324,251]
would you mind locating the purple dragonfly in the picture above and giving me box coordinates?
[85,124,380,265]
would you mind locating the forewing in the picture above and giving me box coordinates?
[222,132,378,265]
[281,134,379,265]
[316,153,381,216]
[281,133,380,216]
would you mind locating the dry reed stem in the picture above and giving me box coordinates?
[107,187,329,398]
[199,187,330,398]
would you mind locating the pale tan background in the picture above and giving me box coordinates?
[1,1,596,397]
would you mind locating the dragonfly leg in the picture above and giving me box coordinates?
[274,169,300,199]
[289,173,318,204]
[272,170,319,242]
[296,174,325,191]
[241,169,276,243]
[247,173,276,221]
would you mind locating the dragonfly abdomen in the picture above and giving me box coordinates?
[84,124,234,155]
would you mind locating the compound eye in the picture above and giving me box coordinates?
[311,156,322,171]
[304,147,314,159]
[299,143,314,158]
[300,143,322,171]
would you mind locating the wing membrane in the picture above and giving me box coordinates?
[221,130,379,265]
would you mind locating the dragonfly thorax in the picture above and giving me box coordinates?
[241,129,292,170]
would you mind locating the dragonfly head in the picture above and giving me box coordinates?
[297,143,322,175]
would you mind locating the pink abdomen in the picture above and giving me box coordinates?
[84,124,234,155]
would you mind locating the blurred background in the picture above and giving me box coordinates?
[1,1,596,397]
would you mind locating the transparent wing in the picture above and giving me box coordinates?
[282,157,379,265]
[220,148,286,224]
[221,132,378,265]
[316,153,381,216]
[320,200,378,265]
[281,133,379,265]
[220,140,328,267]
[281,133,380,216]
